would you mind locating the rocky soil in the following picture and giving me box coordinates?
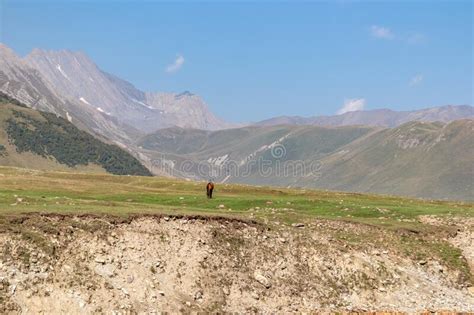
[0,214,473,314]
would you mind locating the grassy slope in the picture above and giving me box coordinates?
[1,166,473,281]
[0,102,106,173]
[0,95,152,176]
[1,166,472,227]
[312,120,474,200]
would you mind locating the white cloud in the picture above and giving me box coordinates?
[165,54,185,73]
[370,25,394,40]
[337,98,366,115]
[409,74,423,86]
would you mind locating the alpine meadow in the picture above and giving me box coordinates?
[0,1,473,313]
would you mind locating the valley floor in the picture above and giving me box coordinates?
[0,167,473,313]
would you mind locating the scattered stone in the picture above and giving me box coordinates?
[418,260,428,266]
[194,290,203,300]
[94,256,106,264]
[254,272,271,288]
[468,287,474,296]
[291,223,305,228]
[218,204,225,209]
[127,275,134,283]
[158,290,165,296]
[104,282,114,290]
[222,287,230,295]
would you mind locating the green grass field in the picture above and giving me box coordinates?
[0,166,472,229]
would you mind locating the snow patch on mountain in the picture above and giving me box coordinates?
[79,97,91,105]
[130,97,154,110]
[66,112,72,122]
[56,64,70,80]
[207,154,229,167]
[239,133,292,166]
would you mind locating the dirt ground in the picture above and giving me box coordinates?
[1,214,473,314]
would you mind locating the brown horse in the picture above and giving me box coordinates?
[206,182,214,199]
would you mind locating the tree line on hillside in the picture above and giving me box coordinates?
[4,106,152,176]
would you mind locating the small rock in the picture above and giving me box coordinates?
[254,272,271,288]
[94,256,106,264]
[291,223,305,228]
[468,287,474,296]
[163,217,170,221]
[222,287,230,295]
[158,290,165,296]
[218,204,225,209]
[104,282,114,290]
[251,291,260,300]
[418,260,428,266]
[194,290,203,300]
[127,275,134,283]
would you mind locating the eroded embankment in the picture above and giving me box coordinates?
[0,214,473,313]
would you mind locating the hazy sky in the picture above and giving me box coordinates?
[1,0,472,122]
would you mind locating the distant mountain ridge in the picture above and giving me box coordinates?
[0,44,234,146]
[256,105,474,128]
[24,47,232,132]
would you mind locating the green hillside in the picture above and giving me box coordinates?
[309,120,474,200]
[0,93,152,176]
[138,121,473,200]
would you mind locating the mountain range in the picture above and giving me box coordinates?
[0,44,232,145]
[0,43,473,200]
[255,105,473,128]
[138,120,473,200]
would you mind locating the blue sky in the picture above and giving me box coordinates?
[1,1,472,122]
